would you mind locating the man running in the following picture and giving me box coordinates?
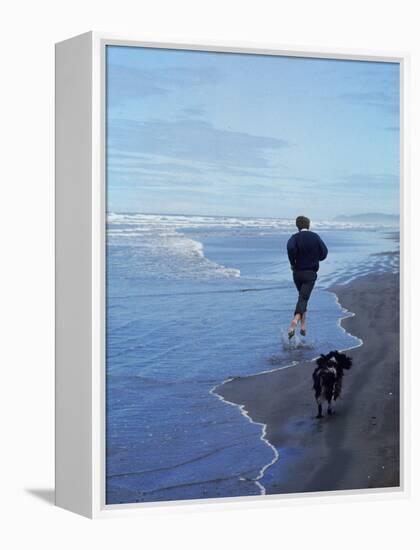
[287,215,328,338]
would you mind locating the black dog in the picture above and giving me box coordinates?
[312,350,352,418]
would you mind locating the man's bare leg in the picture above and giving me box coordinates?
[300,312,306,336]
[288,313,301,338]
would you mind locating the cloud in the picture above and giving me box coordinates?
[108,118,289,170]
[337,91,399,115]
[316,173,399,196]
[385,125,400,132]
[223,169,317,182]
[107,65,221,105]
[181,106,205,117]
[339,173,399,187]
[109,158,203,175]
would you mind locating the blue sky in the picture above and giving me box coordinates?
[106,45,400,219]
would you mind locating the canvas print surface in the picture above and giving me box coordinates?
[105,45,400,505]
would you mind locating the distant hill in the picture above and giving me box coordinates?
[334,213,399,224]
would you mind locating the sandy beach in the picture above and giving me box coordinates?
[216,271,400,494]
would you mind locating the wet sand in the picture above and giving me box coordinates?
[215,272,400,494]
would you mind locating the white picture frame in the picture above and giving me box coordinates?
[55,31,410,518]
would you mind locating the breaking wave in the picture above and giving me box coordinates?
[107,212,241,280]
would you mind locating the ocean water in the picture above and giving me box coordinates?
[105,213,399,504]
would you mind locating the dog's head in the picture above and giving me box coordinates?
[314,351,352,381]
[326,350,353,370]
[315,354,330,369]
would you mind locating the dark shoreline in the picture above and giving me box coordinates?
[215,271,400,494]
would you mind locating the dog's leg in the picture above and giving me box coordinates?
[316,402,323,418]
[327,400,333,415]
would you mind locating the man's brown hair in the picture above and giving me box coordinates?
[296,216,310,231]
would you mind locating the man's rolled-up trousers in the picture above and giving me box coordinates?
[293,270,317,316]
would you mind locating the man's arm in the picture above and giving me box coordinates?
[318,235,328,261]
[287,235,297,269]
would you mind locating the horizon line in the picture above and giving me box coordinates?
[106,210,400,221]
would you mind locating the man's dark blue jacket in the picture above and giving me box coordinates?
[287,229,328,272]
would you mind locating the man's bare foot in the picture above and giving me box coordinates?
[288,319,298,339]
